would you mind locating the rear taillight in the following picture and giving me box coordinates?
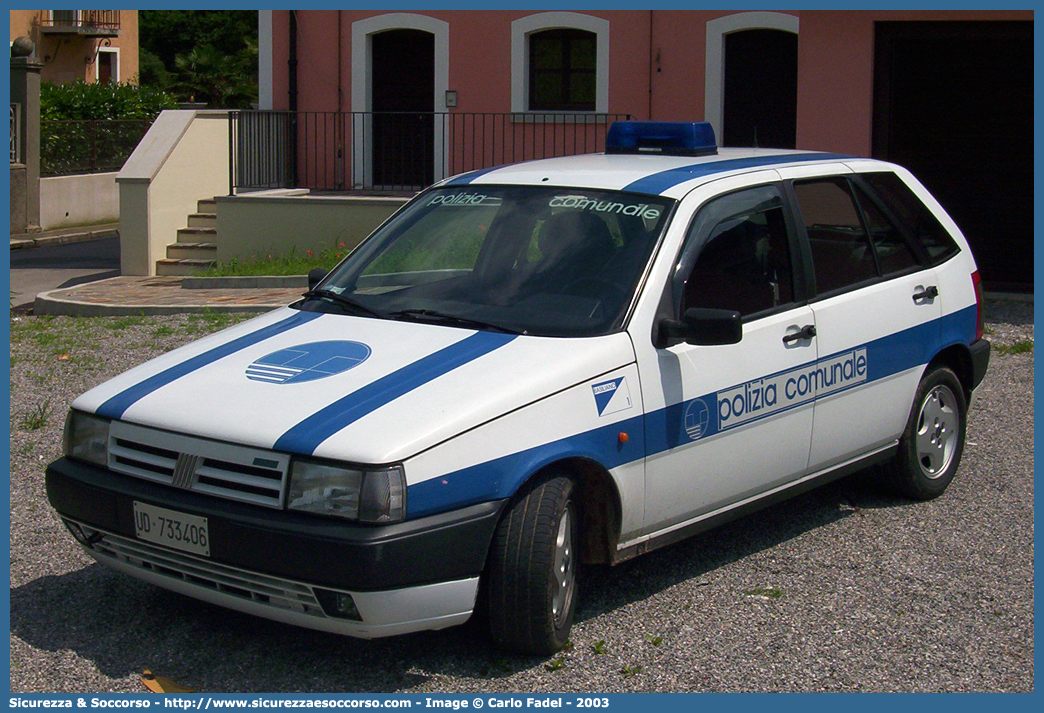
[971,270,985,341]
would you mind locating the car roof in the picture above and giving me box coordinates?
[443,148,881,200]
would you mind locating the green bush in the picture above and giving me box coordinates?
[40,80,177,121]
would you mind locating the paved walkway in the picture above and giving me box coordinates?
[11,222,119,250]
[33,276,305,316]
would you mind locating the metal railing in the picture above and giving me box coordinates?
[41,10,121,31]
[40,118,151,175]
[229,111,633,194]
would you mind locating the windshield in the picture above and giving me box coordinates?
[301,186,673,337]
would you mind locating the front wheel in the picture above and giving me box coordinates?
[487,474,578,654]
[886,365,967,500]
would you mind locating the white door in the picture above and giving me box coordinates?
[636,180,817,537]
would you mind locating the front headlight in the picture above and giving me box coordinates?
[288,458,406,523]
[63,410,110,467]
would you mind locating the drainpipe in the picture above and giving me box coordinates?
[288,11,298,187]
[648,11,654,120]
[336,11,344,188]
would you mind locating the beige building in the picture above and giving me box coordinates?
[9,10,138,84]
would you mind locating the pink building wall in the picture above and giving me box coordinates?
[269,10,1032,157]
[796,10,1033,155]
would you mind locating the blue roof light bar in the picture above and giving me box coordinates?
[606,121,718,157]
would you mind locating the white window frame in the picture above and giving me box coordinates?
[94,46,119,83]
[511,12,609,115]
[351,13,450,187]
[704,12,799,142]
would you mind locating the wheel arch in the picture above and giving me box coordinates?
[926,342,974,400]
[496,456,623,566]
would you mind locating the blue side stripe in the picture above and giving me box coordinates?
[96,311,322,420]
[445,165,505,185]
[623,153,854,195]
[408,414,646,519]
[274,331,517,455]
[406,306,977,518]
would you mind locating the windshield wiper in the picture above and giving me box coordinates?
[301,289,383,318]
[389,309,524,335]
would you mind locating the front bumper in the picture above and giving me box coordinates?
[46,457,506,638]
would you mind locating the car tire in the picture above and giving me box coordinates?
[886,365,967,500]
[487,473,578,655]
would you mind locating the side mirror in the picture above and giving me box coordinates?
[656,308,742,348]
[307,268,329,291]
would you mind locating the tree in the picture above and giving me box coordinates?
[139,10,258,108]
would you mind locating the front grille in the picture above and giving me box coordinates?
[82,523,328,619]
[108,421,289,508]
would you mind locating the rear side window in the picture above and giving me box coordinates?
[860,171,960,265]
[792,178,877,294]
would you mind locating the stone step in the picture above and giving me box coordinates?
[187,213,217,228]
[197,198,217,215]
[177,226,217,243]
[156,258,217,277]
[167,242,217,260]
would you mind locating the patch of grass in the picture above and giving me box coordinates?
[20,400,52,431]
[744,587,783,600]
[186,310,253,333]
[107,315,147,331]
[202,245,347,277]
[645,634,663,646]
[152,325,176,337]
[993,340,1033,355]
[591,640,607,655]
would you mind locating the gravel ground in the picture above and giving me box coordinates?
[9,301,1034,693]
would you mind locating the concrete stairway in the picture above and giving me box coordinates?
[156,199,218,276]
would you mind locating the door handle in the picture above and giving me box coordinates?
[782,324,816,344]
[912,285,939,302]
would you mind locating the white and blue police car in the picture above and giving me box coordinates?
[48,122,990,654]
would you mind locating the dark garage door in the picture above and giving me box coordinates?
[873,21,1032,292]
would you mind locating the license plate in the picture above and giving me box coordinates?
[133,502,210,557]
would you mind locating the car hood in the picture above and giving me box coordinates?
[74,308,637,463]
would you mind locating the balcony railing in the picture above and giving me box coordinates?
[40,11,121,36]
[229,111,633,195]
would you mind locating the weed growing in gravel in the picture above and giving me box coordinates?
[744,587,783,599]
[591,640,607,655]
[645,634,663,646]
[20,400,52,431]
[994,340,1033,355]
[544,658,565,672]
[620,664,643,678]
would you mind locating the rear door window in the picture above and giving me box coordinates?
[792,178,878,295]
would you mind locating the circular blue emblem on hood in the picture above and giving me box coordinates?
[246,340,371,384]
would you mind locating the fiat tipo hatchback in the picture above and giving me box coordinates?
[48,122,989,654]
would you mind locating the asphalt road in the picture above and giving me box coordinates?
[9,236,121,307]
[7,300,1034,693]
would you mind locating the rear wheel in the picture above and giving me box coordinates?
[487,473,578,654]
[886,366,967,500]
